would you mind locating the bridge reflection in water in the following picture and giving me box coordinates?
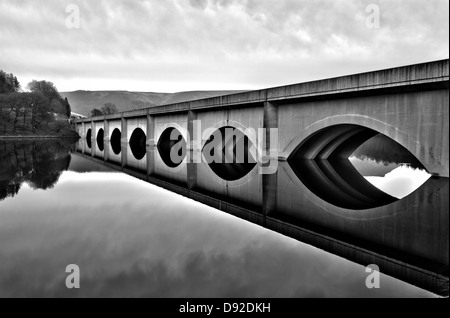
[74,133,449,297]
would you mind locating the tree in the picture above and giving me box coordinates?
[5,93,28,132]
[26,80,61,101]
[29,92,52,132]
[0,70,20,93]
[101,102,118,115]
[53,120,69,133]
[89,108,104,117]
[26,80,69,117]
[64,97,71,118]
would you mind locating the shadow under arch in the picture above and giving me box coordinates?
[157,127,187,168]
[288,124,427,210]
[97,128,104,151]
[129,128,147,160]
[203,126,257,182]
[86,129,92,149]
[282,114,439,176]
[110,128,121,155]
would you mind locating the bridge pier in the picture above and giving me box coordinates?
[91,120,96,157]
[147,113,155,175]
[187,109,198,190]
[121,116,128,167]
[263,101,278,217]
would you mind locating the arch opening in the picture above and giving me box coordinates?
[97,128,104,151]
[157,127,187,168]
[110,128,121,155]
[86,129,92,149]
[129,128,147,160]
[203,126,257,181]
[288,124,431,209]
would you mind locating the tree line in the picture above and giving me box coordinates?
[0,139,73,201]
[0,70,74,136]
[89,102,118,117]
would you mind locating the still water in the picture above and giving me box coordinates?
[0,138,443,297]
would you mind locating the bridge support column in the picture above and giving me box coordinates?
[263,101,278,217]
[121,116,128,167]
[187,109,197,190]
[147,112,155,175]
[103,118,110,162]
[103,119,110,142]
[80,122,86,154]
[91,120,96,157]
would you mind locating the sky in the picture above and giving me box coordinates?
[0,0,449,92]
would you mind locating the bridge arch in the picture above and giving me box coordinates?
[202,125,258,182]
[86,129,92,149]
[283,115,435,175]
[110,128,121,155]
[157,127,187,168]
[129,128,147,160]
[96,128,104,151]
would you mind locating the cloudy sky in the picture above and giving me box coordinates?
[0,0,448,92]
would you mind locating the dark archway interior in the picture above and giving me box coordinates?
[129,128,147,160]
[288,124,424,210]
[110,128,121,155]
[86,129,92,149]
[97,129,104,151]
[157,127,187,168]
[203,126,257,181]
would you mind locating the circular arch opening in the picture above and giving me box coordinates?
[288,124,430,210]
[97,128,104,151]
[129,128,147,160]
[110,128,121,155]
[202,126,257,181]
[86,129,92,149]
[157,127,187,168]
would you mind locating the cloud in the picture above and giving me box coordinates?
[0,0,448,92]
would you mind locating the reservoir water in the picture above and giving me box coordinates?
[0,137,447,298]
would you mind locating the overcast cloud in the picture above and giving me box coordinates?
[0,0,448,92]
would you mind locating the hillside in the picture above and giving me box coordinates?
[61,90,245,117]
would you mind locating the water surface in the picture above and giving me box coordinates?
[0,139,442,297]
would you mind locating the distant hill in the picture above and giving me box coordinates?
[61,90,245,117]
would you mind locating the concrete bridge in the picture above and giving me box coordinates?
[74,59,449,296]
